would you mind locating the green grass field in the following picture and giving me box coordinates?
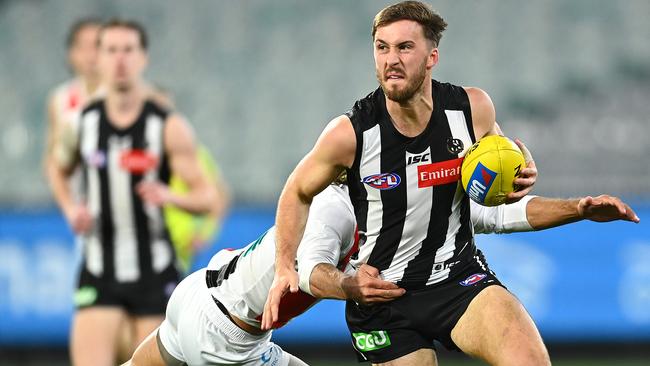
[306,360,648,366]
[1,346,647,365]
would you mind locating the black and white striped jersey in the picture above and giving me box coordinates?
[77,99,175,283]
[345,79,477,290]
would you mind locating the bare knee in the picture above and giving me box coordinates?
[501,341,550,366]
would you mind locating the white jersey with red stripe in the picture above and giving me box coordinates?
[50,78,104,199]
[51,78,104,134]
[206,184,357,329]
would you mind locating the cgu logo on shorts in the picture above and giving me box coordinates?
[352,330,392,352]
[467,162,496,204]
[459,273,487,287]
[362,173,401,190]
[120,149,158,174]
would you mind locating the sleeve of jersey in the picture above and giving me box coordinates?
[470,195,536,234]
[297,208,355,296]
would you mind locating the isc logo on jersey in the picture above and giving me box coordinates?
[362,173,401,190]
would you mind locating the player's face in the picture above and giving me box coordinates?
[374,20,437,103]
[68,25,100,79]
[98,27,147,92]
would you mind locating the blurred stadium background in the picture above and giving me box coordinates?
[0,0,648,365]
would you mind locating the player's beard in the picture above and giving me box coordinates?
[377,58,428,103]
[114,80,132,93]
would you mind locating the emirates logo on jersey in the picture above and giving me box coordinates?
[120,149,158,174]
[417,158,463,188]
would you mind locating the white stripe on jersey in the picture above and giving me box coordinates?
[79,110,103,276]
[426,110,474,285]
[445,110,473,154]
[386,147,434,282]
[355,125,383,266]
[143,115,172,273]
[108,135,140,282]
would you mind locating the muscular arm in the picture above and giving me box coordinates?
[274,116,356,273]
[465,87,498,139]
[46,149,79,225]
[147,115,216,214]
[43,99,91,234]
[526,195,639,229]
[262,115,356,329]
[43,95,59,175]
[472,195,640,234]
[309,263,405,304]
[465,87,537,202]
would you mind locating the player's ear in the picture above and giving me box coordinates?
[142,50,149,69]
[427,47,438,69]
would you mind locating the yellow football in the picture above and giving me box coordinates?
[461,135,526,206]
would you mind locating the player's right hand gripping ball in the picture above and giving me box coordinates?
[461,135,525,206]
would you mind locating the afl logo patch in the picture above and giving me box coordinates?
[446,138,464,155]
[362,173,401,190]
[84,150,106,168]
[459,273,487,286]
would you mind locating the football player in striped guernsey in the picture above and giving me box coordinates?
[262,1,634,366]
[123,173,637,366]
[47,19,216,366]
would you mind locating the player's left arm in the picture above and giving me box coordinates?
[137,114,216,214]
[465,87,537,203]
[472,195,640,234]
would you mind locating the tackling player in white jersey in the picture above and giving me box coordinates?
[123,176,638,366]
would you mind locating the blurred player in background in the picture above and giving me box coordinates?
[46,19,217,366]
[165,142,230,275]
[123,172,638,366]
[44,18,103,188]
[150,86,231,275]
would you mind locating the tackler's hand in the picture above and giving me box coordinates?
[342,264,405,305]
[261,266,299,330]
[578,195,640,223]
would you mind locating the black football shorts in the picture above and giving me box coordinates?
[346,249,505,363]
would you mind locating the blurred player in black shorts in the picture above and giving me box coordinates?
[47,19,216,366]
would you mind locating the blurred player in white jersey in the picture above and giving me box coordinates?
[123,175,638,366]
[47,19,217,366]
[44,18,103,190]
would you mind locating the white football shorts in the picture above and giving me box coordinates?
[158,269,291,366]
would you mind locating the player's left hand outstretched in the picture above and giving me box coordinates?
[261,266,299,330]
[578,195,640,223]
[506,138,537,203]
